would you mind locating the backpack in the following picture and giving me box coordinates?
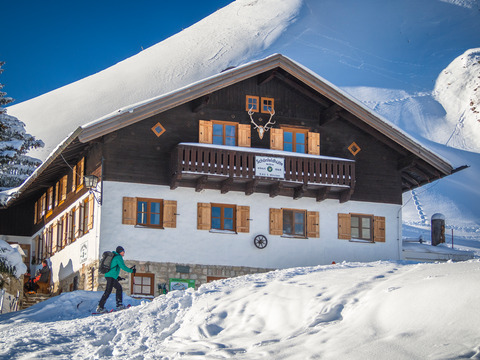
[99,251,116,274]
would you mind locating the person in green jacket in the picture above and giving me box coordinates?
[96,246,135,313]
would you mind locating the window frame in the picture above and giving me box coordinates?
[131,273,155,296]
[246,95,259,112]
[210,203,236,232]
[281,126,309,154]
[282,208,307,237]
[261,97,275,113]
[136,198,164,229]
[350,213,374,242]
[211,120,238,146]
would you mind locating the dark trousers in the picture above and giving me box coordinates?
[98,277,123,308]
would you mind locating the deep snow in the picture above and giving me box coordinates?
[1,260,480,359]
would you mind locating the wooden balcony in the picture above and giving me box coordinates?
[170,143,355,202]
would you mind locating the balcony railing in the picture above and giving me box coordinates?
[171,143,355,199]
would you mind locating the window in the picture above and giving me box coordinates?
[270,128,320,155]
[122,197,177,229]
[197,203,250,233]
[261,97,274,113]
[131,273,155,296]
[211,203,236,231]
[212,121,237,146]
[72,157,85,192]
[283,209,306,237]
[136,198,163,228]
[270,208,319,238]
[282,127,308,153]
[83,194,95,234]
[199,120,251,147]
[338,213,385,242]
[246,95,259,112]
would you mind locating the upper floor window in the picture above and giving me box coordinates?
[246,95,274,113]
[261,97,274,113]
[246,95,259,112]
[282,127,308,153]
[212,121,237,146]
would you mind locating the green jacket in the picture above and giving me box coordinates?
[105,251,133,279]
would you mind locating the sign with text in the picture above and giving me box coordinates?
[255,156,285,179]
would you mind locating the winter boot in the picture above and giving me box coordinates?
[96,306,108,313]
[116,304,126,310]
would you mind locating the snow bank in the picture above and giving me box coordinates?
[1,260,480,359]
[0,239,27,278]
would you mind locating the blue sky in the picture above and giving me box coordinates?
[1,1,232,104]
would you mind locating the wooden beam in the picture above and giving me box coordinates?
[170,173,182,190]
[191,95,210,113]
[339,189,352,203]
[316,187,329,202]
[220,178,234,194]
[257,70,276,86]
[269,182,282,198]
[401,173,420,187]
[398,155,416,171]
[274,72,331,107]
[293,185,305,200]
[195,176,208,192]
[319,104,341,125]
[245,179,259,196]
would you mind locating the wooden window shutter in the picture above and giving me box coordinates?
[308,132,320,155]
[71,165,77,192]
[238,124,251,147]
[122,197,136,225]
[34,200,38,224]
[307,211,320,238]
[54,182,59,207]
[163,200,177,228]
[236,206,250,233]
[78,158,85,187]
[52,222,58,254]
[269,208,283,235]
[77,204,84,238]
[270,128,283,150]
[374,216,386,242]
[338,213,351,240]
[197,202,211,230]
[62,175,68,200]
[63,214,69,248]
[87,194,95,231]
[199,120,213,144]
[67,211,73,243]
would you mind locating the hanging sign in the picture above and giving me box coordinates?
[255,156,285,179]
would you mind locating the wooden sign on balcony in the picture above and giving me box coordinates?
[255,156,285,179]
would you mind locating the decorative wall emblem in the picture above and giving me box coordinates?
[348,142,361,156]
[151,122,166,137]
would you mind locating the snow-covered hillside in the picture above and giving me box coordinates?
[5,0,480,235]
[1,260,480,359]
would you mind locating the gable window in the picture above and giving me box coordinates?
[246,95,259,112]
[270,208,319,238]
[212,121,237,146]
[338,213,385,243]
[261,97,274,113]
[197,203,250,233]
[122,197,177,229]
[132,273,155,296]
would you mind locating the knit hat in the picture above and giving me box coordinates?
[116,246,125,254]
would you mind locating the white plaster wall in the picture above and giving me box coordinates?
[31,192,102,283]
[100,181,402,269]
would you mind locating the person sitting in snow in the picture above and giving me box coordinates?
[96,246,136,313]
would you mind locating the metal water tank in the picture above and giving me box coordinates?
[431,213,445,246]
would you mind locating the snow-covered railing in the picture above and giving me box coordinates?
[172,143,355,188]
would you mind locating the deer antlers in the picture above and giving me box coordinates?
[248,107,276,139]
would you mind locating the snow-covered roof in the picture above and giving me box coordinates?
[2,54,454,207]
